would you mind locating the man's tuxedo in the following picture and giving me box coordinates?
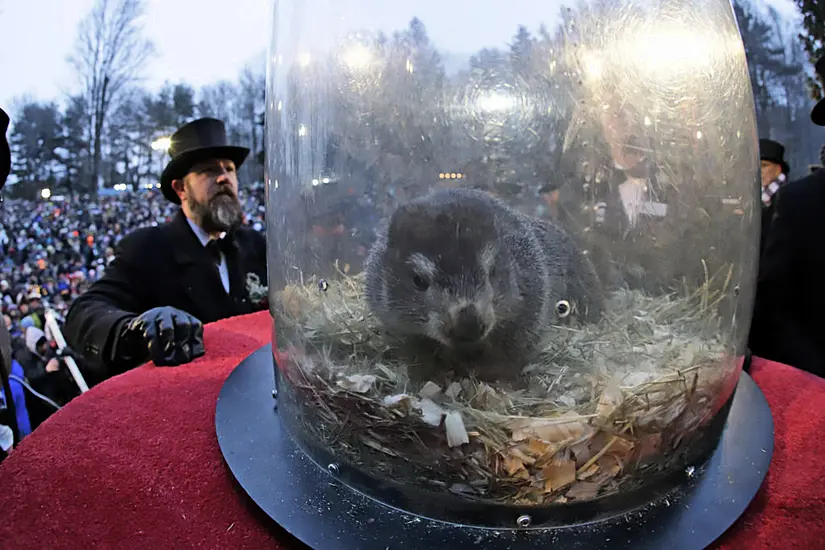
[64,210,268,373]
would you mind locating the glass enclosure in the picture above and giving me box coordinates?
[265,0,760,515]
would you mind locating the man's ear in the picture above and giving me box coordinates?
[171,178,185,199]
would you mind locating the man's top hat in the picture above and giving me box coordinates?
[160,117,250,204]
[759,139,790,175]
[811,56,825,127]
[0,108,11,189]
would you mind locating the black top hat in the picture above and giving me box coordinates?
[160,117,250,204]
[811,56,825,127]
[0,108,11,189]
[759,139,790,175]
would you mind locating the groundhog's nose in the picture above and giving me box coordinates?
[447,305,487,344]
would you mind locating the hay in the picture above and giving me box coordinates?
[272,262,739,505]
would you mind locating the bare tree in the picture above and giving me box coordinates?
[69,0,154,193]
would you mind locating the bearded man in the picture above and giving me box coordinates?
[64,118,267,373]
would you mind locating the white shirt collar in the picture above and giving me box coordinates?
[185,216,226,247]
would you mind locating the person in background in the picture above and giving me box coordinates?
[64,118,267,375]
[0,107,22,452]
[757,138,789,258]
[748,56,825,377]
[16,327,69,430]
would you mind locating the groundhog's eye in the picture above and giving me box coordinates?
[556,300,571,318]
[411,274,430,291]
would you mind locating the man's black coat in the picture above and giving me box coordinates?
[749,169,825,377]
[64,210,268,373]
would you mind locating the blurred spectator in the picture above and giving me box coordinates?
[758,139,789,259]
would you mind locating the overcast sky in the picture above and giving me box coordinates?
[0,0,801,110]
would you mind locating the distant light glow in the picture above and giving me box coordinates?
[621,24,724,77]
[298,53,311,67]
[581,50,603,80]
[476,90,516,113]
[298,124,308,137]
[342,43,373,70]
[40,188,51,199]
[151,137,171,151]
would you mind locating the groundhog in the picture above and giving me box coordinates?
[364,187,604,380]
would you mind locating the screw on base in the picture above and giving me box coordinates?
[516,515,532,528]
[327,463,340,475]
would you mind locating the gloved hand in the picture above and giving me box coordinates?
[118,307,205,367]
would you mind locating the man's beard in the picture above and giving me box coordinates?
[188,188,244,234]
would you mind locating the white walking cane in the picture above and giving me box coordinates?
[44,310,90,394]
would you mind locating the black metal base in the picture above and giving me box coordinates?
[216,344,774,550]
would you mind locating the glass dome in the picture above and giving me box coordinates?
[265,0,759,522]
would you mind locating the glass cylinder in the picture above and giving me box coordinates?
[265,0,759,522]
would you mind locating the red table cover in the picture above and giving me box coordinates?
[0,311,821,549]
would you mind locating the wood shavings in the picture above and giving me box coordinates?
[634,434,662,466]
[419,381,442,399]
[522,438,558,464]
[502,454,526,476]
[472,383,510,409]
[565,482,602,500]
[445,411,470,448]
[577,463,600,481]
[417,398,445,427]
[595,378,624,421]
[542,459,577,493]
[362,437,401,457]
[382,394,413,413]
[336,374,376,393]
[445,382,463,399]
[506,415,595,444]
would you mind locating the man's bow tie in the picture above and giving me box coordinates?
[205,238,228,264]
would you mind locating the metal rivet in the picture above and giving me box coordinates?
[516,514,532,528]
[271,389,279,399]
[327,463,340,475]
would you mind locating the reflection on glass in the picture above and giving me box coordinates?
[265,0,760,512]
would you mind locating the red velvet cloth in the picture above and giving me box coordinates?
[0,311,822,549]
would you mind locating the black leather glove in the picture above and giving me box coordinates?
[117,307,205,367]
